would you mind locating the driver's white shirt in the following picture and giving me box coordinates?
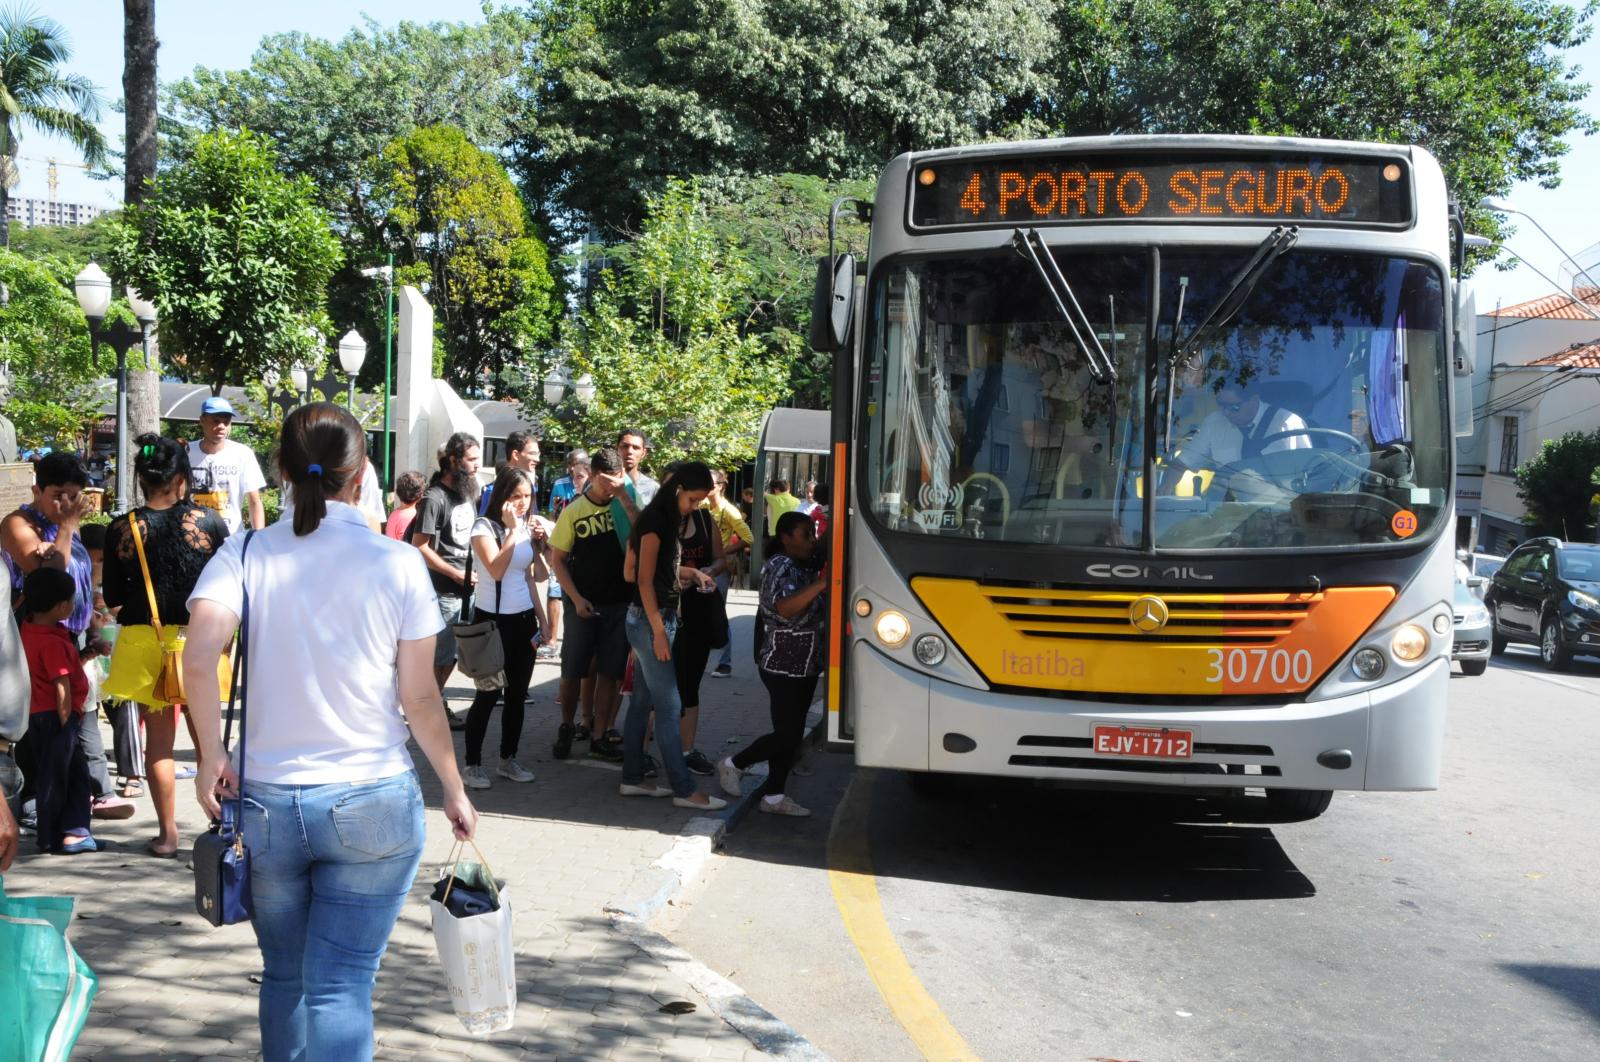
[1179,403,1310,470]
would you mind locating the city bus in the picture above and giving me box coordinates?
[811,135,1473,818]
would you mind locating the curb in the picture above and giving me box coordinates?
[603,812,834,1060]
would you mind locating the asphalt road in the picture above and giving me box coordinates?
[662,647,1600,1061]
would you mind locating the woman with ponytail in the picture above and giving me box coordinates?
[617,461,726,808]
[102,434,228,856]
[183,403,477,1060]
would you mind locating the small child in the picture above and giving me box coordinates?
[19,567,98,854]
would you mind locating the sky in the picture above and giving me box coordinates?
[16,2,1600,315]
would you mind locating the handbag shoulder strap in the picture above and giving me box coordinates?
[127,511,164,637]
[222,531,257,810]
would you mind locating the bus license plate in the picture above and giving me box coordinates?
[1092,724,1193,759]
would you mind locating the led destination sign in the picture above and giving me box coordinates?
[909,155,1412,229]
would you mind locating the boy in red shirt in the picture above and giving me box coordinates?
[20,567,97,854]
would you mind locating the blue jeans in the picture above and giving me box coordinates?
[623,606,695,797]
[714,572,733,669]
[242,770,426,1062]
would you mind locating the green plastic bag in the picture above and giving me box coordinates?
[0,878,98,1062]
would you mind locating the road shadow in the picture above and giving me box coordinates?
[1502,963,1600,1025]
[1483,644,1600,680]
[726,756,1317,904]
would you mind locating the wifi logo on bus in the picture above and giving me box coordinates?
[918,482,964,511]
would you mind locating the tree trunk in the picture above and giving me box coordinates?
[123,0,161,445]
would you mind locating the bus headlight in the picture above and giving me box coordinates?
[913,634,947,666]
[1391,624,1429,662]
[874,610,911,648]
[854,598,873,618]
[1351,648,1386,680]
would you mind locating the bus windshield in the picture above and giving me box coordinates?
[861,248,1449,551]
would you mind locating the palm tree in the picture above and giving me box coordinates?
[0,8,108,246]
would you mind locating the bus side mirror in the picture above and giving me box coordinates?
[809,253,856,353]
[1453,282,1476,438]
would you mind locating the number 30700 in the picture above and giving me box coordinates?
[1205,648,1314,685]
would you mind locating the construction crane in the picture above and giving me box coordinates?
[13,155,93,201]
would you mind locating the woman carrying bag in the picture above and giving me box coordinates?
[102,435,228,857]
[460,465,545,790]
[183,403,477,1062]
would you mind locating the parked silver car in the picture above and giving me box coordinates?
[1458,551,1505,599]
[1452,577,1491,675]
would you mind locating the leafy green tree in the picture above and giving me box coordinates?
[1042,0,1596,242]
[110,130,344,390]
[5,212,123,270]
[369,125,558,390]
[518,0,1056,239]
[527,179,788,467]
[0,8,110,246]
[1516,430,1600,539]
[699,173,871,407]
[0,249,110,449]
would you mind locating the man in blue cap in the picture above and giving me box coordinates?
[186,397,265,533]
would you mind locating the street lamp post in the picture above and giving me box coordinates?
[337,329,367,409]
[1479,196,1600,304]
[290,364,309,404]
[74,262,156,514]
[361,260,395,487]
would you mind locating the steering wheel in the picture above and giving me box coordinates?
[1255,427,1366,454]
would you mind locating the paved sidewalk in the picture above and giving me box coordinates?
[2,593,784,1060]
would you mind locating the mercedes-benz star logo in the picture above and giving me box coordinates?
[1128,595,1170,633]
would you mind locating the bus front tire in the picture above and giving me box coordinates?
[1264,788,1333,821]
[905,770,962,799]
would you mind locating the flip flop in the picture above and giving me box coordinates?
[145,839,178,859]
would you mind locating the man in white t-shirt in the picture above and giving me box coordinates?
[1165,380,1310,492]
[187,397,266,532]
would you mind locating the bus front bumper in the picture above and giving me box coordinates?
[849,642,1446,792]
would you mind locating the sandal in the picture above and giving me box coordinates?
[120,778,144,798]
[145,839,178,859]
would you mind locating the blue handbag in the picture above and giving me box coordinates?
[193,531,255,926]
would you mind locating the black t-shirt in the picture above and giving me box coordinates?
[631,504,683,612]
[551,492,630,606]
[103,502,230,626]
[413,482,476,595]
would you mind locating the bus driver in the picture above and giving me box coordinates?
[1163,377,1311,493]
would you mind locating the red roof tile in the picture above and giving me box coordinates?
[1486,286,1600,320]
[1526,342,1600,369]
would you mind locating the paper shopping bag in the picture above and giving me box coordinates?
[428,844,515,1038]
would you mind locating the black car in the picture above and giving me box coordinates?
[1485,537,1600,670]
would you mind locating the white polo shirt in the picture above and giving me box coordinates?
[1179,403,1310,470]
[188,502,443,784]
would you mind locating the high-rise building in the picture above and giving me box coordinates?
[4,197,108,229]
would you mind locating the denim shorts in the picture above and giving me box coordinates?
[435,593,464,667]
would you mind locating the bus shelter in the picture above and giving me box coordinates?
[750,407,831,577]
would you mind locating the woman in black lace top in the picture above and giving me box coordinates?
[103,435,228,857]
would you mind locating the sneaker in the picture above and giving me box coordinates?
[59,836,106,854]
[174,764,197,779]
[574,724,591,742]
[758,796,812,817]
[462,765,492,790]
[552,722,575,760]
[590,733,624,763]
[618,782,671,798]
[498,758,535,783]
[90,796,135,820]
[711,664,732,678]
[673,794,728,811]
[717,758,744,798]
[642,753,659,779]
[684,749,715,776]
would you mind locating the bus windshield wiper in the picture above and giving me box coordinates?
[1172,225,1299,363]
[1012,228,1114,383]
[1163,225,1299,451]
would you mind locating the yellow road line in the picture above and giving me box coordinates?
[827,771,982,1062]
